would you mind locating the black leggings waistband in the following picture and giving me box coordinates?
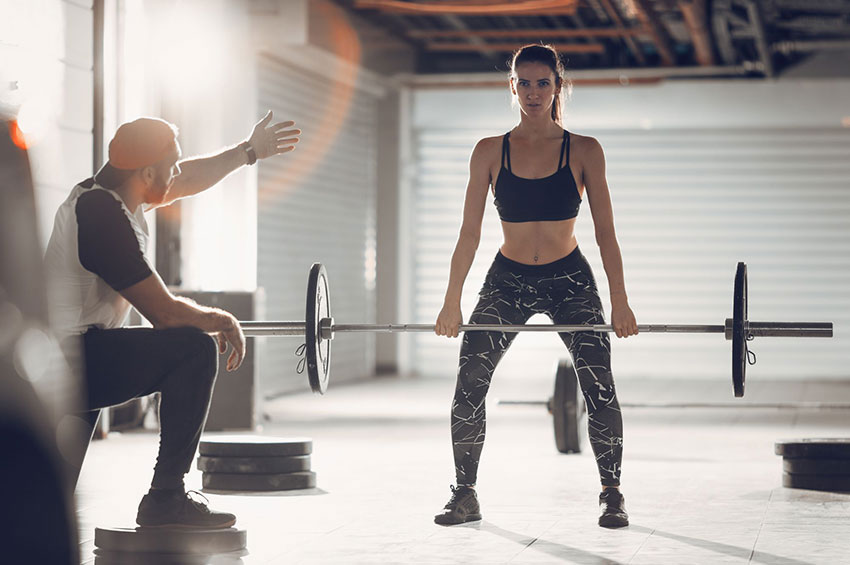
[495,246,586,276]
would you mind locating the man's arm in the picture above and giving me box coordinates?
[120,272,246,371]
[157,110,300,207]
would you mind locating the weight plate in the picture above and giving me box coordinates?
[732,262,747,398]
[197,455,311,474]
[551,359,586,454]
[199,436,312,457]
[783,458,850,476]
[782,472,850,492]
[94,549,245,564]
[94,527,246,554]
[202,471,317,492]
[775,439,850,459]
[306,263,332,394]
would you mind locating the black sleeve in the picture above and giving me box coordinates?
[76,190,153,291]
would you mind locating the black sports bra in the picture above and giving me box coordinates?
[493,130,582,223]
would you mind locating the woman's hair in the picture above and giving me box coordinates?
[509,44,571,125]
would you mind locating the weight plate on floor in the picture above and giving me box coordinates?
[551,358,586,454]
[782,472,850,492]
[732,262,747,398]
[306,262,332,394]
[94,549,245,564]
[774,439,850,459]
[94,527,246,554]
[783,458,850,476]
[202,471,317,491]
[199,436,312,457]
[197,454,311,474]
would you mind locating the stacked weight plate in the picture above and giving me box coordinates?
[198,436,316,492]
[93,527,247,564]
[775,439,850,492]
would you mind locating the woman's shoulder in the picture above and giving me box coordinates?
[474,134,505,150]
[565,130,600,147]
[565,131,603,156]
[470,134,504,160]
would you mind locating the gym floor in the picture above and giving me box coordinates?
[76,377,850,564]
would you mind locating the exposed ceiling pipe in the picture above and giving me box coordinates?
[743,0,774,77]
[772,39,850,54]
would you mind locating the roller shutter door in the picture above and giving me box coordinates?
[410,127,850,381]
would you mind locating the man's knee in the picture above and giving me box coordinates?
[172,327,219,381]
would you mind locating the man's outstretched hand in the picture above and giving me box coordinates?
[248,110,300,160]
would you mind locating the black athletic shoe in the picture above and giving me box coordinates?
[136,489,236,529]
[598,489,629,528]
[434,485,482,526]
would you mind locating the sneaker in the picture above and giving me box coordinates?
[136,489,236,529]
[598,489,629,528]
[434,485,482,526]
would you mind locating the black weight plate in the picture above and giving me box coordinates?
[199,436,312,457]
[94,527,246,554]
[782,472,850,492]
[775,439,850,459]
[306,263,332,394]
[203,471,316,491]
[552,359,586,454]
[732,262,747,398]
[197,454,311,474]
[783,458,850,476]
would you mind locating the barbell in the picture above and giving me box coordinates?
[240,262,833,397]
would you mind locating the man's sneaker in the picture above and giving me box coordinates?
[598,489,629,528]
[434,485,482,526]
[136,489,236,529]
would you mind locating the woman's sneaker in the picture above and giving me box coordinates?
[434,485,482,526]
[136,489,236,529]
[598,489,629,528]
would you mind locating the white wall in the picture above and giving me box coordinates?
[1,0,94,248]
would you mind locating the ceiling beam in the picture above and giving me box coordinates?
[425,42,605,53]
[406,27,643,39]
[630,0,676,66]
[678,0,716,66]
[352,0,579,16]
[597,0,647,65]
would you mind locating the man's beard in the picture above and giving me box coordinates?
[148,171,173,204]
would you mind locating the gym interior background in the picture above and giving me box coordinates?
[2,0,850,563]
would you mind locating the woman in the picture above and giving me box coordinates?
[433,44,637,529]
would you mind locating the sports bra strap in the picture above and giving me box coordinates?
[558,130,570,170]
[502,132,512,172]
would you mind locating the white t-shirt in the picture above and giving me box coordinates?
[44,179,153,338]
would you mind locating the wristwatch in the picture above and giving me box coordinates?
[240,141,257,165]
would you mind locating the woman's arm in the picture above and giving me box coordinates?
[435,138,494,337]
[582,137,638,338]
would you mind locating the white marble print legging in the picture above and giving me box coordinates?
[451,248,623,486]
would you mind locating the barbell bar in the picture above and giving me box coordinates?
[238,262,833,397]
[237,321,831,338]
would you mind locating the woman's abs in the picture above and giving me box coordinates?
[499,219,578,265]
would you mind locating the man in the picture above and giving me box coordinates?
[44,111,300,528]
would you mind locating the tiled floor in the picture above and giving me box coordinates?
[76,377,850,564]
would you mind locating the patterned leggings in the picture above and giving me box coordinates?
[451,247,623,487]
